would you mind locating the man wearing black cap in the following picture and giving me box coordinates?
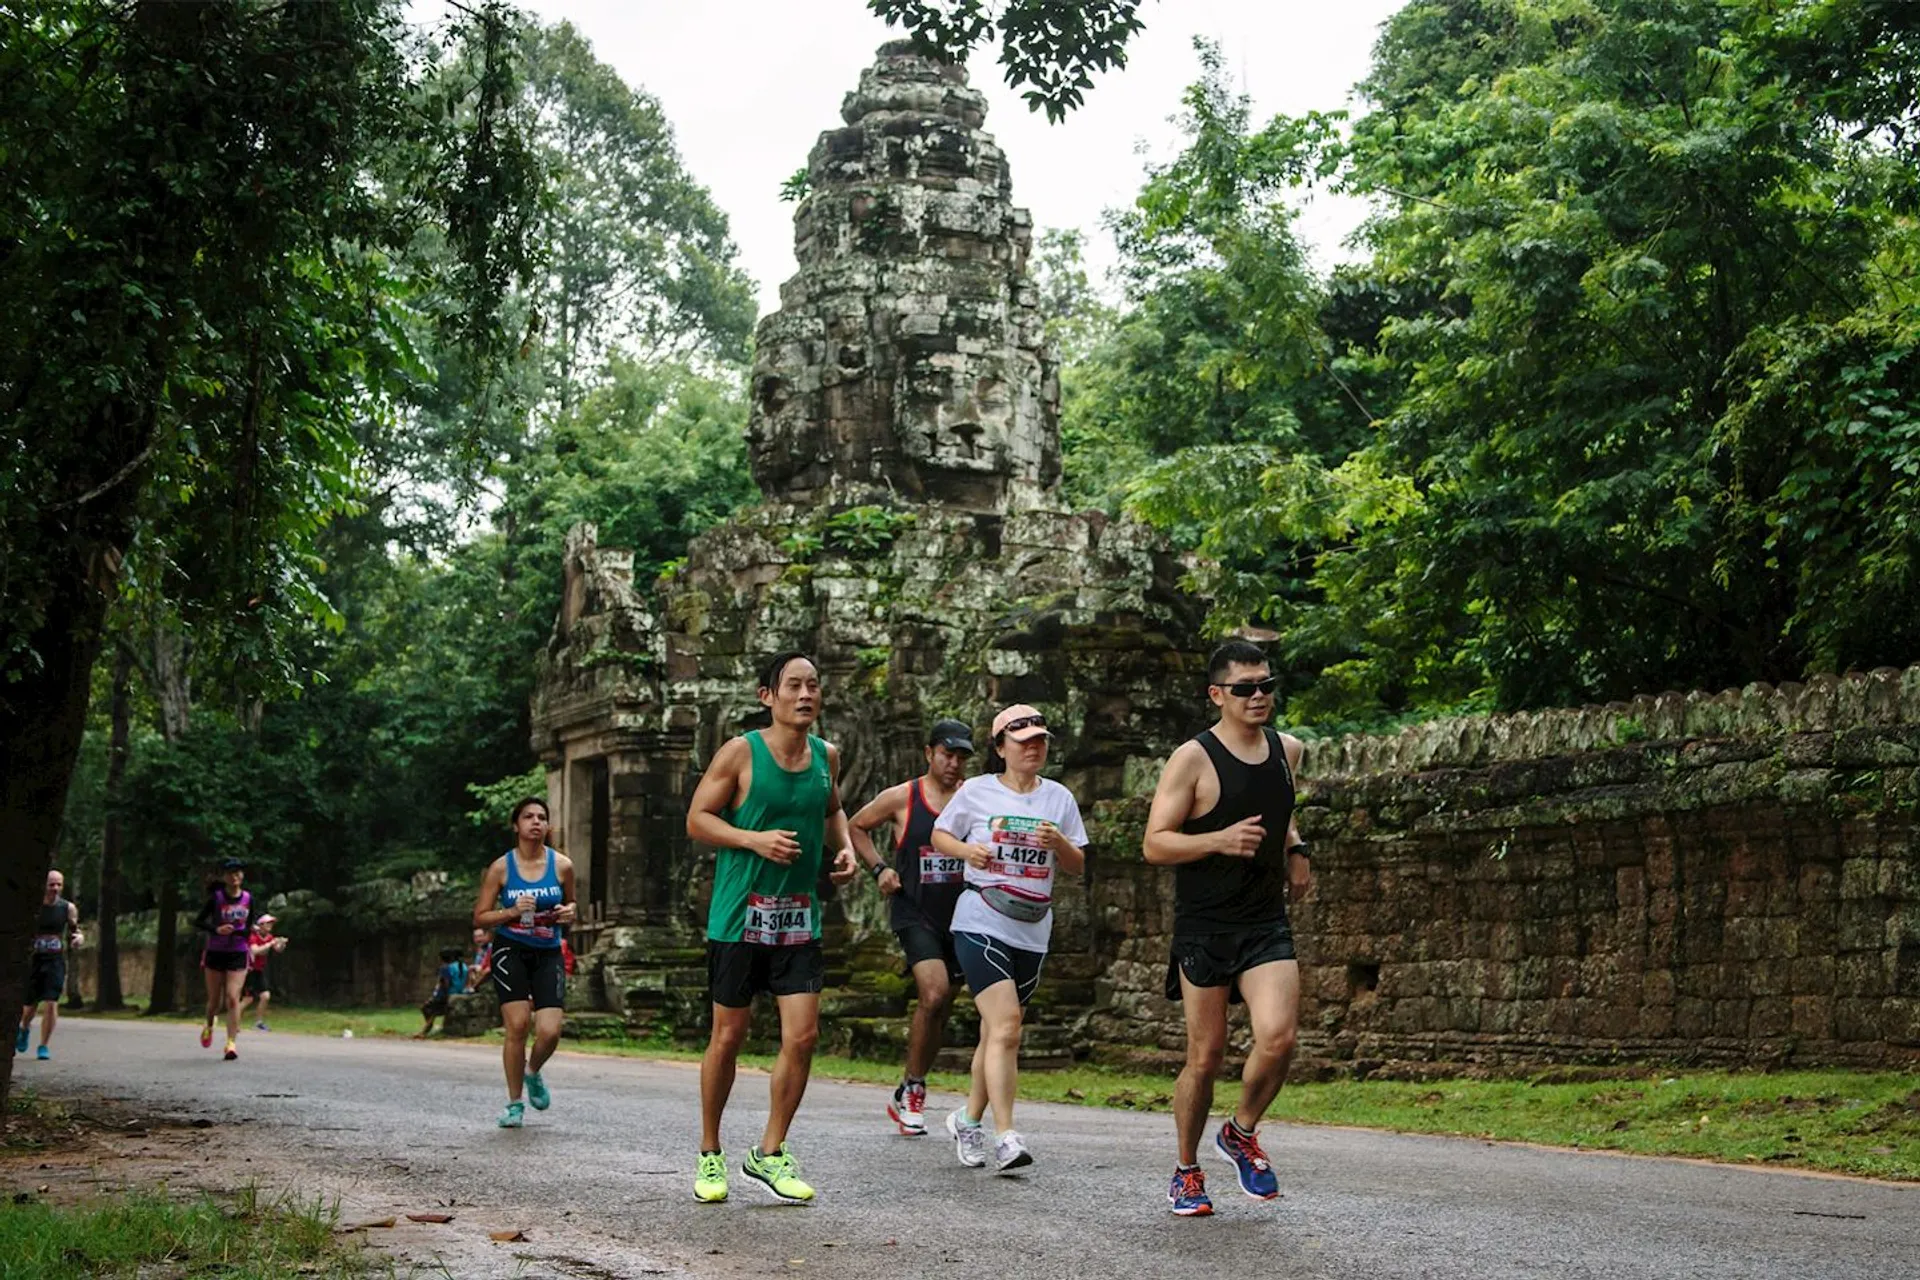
[848,717,975,1136]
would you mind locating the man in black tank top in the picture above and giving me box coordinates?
[1143,640,1313,1217]
[849,717,974,1136]
[17,869,82,1061]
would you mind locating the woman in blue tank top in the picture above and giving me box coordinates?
[470,797,575,1128]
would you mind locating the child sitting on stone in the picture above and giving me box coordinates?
[415,945,468,1039]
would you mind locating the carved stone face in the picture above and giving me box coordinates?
[744,44,1060,515]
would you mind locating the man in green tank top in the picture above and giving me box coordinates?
[686,651,857,1205]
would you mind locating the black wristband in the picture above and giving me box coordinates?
[868,860,886,880]
[1288,840,1312,859]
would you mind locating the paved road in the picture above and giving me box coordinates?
[27,1019,1920,1280]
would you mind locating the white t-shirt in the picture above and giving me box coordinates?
[935,773,1088,953]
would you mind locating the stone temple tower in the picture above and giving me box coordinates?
[749,40,1060,512]
[529,43,1207,1050]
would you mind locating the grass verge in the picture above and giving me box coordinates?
[69,1008,1920,1181]
[0,1186,384,1279]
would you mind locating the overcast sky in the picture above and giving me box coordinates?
[424,1,1408,313]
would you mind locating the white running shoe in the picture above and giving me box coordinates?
[888,1080,927,1135]
[945,1107,988,1167]
[994,1130,1033,1173]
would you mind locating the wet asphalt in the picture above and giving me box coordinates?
[27,1018,1920,1280]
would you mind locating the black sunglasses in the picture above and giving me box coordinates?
[1214,677,1277,698]
[996,714,1047,737]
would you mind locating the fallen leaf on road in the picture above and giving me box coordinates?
[884,1239,897,1247]
[1065,1088,1085,1100]
[489,1230,527,1242]
[339,1218,395,1232]
[406,1213,453,1224]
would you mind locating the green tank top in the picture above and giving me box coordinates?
[706,731,831,944]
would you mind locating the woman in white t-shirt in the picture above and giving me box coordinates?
[931,703,1087,1173]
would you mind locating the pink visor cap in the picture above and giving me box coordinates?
[991,704,1051,743]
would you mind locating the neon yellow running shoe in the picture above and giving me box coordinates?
[742,1143,814,1203]
[693,1150,728,1203]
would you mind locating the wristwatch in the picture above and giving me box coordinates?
[1287,840,1312,860]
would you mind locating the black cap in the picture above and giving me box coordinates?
[928,718,975,753]
[218,857,247,871]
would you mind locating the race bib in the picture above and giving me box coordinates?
[918,847,964,885]
[986,815,1053,879]
[31,934,61,955]
[742,893,814,946]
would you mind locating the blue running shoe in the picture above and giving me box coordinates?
[35,1045,49,1061]
[497,1101,525,1128]
[525,1070,550,1111]
[14,1026,27,1055]
[1213,1120,1279,1199]
[1168,1165,1213,1216]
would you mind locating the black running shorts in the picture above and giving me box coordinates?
[895,923,963,984]
[25,957,63,1005]
[707,940,825,1009]
[243,969,270,997]
[202,948,248,974]
[491,942,566,1010]
[1165,919,1296,1002]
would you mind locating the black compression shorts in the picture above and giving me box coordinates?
[491,942,566,1010]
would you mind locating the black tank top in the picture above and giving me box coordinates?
[34,896,70,954]
[1174,728,1295,932]
[889,779,963,932]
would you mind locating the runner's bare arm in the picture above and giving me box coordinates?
[847,782,908,877]
[1281,733,1313,899]
[1142,742,1263,863]
[686,736,799,862]
[931,827,993,869]
[553,853,578,924]
[471,856,512,929]
[1043,825,1087,875]
[824,743,857,885]
[68,900,83,949]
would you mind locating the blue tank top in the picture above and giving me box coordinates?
[494,848,564,949]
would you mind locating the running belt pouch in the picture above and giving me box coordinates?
[977,883,1052,924]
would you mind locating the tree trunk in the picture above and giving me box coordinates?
[148,875,182,1016]
[93,648,134,1011]
[0,495,132,1114]
[142,626,192,1017]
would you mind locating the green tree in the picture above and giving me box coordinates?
[523,22,756,415]
[0,0,538,1107]
[1110,1,1920,726]
[1314,0,1920,713]
[869,0,1149,120]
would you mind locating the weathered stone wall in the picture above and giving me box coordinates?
[75,878,484,1013]
[1082,668,1920,1073]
